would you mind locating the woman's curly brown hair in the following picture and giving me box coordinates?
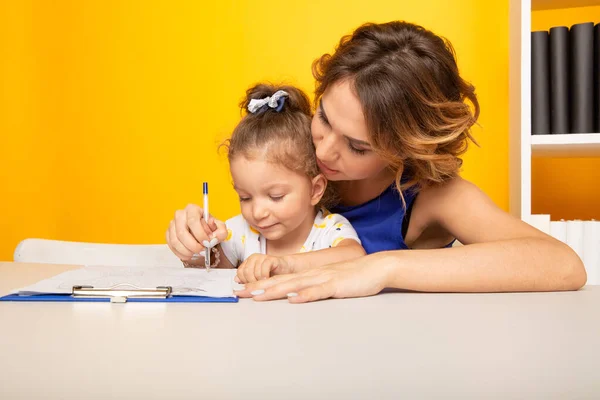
[312,21,480,205]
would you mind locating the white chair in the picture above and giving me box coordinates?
[14,238,183,267]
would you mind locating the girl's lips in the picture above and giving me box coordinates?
[257,223,277,230]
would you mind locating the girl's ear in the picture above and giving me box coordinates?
[310,174,327,206]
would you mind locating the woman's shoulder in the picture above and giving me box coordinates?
[403,177,476,248]
[411,176,491,231]
[417,177,484,208]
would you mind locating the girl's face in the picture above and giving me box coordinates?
[311,80,389,182]
[229,155,325,242]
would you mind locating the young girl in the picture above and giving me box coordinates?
[168,84,365,283]
[170,21,586,302]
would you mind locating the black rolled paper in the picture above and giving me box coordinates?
[570,22,594,133]
[595,23,600,132]
[532,31,551,135]
[549,26,570,134]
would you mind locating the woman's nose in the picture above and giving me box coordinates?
[315,131,338,163]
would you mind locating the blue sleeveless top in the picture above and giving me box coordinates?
[331,184,418,255]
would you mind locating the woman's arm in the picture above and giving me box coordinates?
[402,177,586,291]
[235,240,365,283]
[383,238,584,292]
[283,240,366,273]
[236,178,585,302]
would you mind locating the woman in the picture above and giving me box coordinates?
[167,21,586,303]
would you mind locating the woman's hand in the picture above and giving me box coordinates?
[235,254,293,283]
[235,253,391,303]
[166,204,228,261]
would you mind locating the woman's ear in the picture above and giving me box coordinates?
[310,174,327,206]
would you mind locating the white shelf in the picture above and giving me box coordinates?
[533,0,600,11]
[532,133,600,157]
[509,0,532,220]
[509,0,600,221]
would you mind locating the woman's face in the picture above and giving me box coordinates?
[311,79,389,182]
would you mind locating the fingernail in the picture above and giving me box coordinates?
[287,293,298,297]
[250,289,265,296]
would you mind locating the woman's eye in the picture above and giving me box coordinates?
[348,143,367,155]
[317,110,330,127]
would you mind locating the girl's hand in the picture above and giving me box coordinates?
[235,254,293,284]
[166,204,228,261]
[235,253,391,303]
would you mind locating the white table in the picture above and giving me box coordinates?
[1,262,599,399]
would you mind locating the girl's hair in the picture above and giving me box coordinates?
[312,21,480,198]
[224,83,337,208]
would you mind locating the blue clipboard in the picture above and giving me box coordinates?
[0,285,238,303]
[0,294,238,303]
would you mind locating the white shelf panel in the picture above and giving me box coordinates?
[531,133,600,157]
[533,0,600,10]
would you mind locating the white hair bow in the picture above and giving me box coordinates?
[247,90,289,114]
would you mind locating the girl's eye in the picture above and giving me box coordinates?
[348,143,367,155]
[269,195,284,202]
[239,197,250,202]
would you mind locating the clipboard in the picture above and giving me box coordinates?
[0,283,238,303]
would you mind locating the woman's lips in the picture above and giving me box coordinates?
[317,159,338,174]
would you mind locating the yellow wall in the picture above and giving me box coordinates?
[0,0,508,260]
[531,6,600,220]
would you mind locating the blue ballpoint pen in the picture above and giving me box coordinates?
[203,182,211,271]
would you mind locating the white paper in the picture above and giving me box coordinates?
[583,221,600,286]
[13,266,239,298]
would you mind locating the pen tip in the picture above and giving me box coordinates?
[203,182,208,194]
